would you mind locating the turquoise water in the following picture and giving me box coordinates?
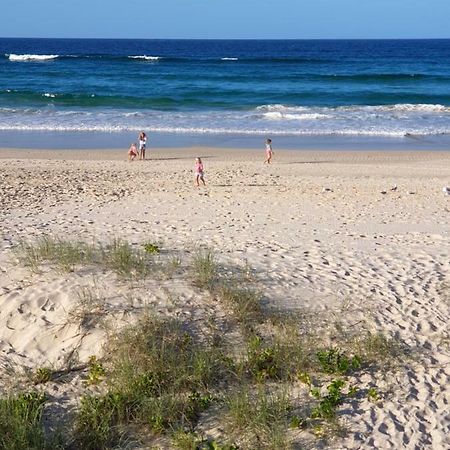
[0,38,450,143]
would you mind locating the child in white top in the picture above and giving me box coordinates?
[264,138,274,164]
[139,131,147,160]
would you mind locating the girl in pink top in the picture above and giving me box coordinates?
[195,157,206,187]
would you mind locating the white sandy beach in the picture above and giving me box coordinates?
[0,147,449,449]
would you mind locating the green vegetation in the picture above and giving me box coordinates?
[192,247,218,289]
[33,368,53,385]
[9,238,408,449]
[310,379,346,420]
[0,392,50,450]
[367,387,381,402]
[85,356,106,386]
[16,236,158,279]
[143,242,161,254]
[17,235,91,272]
[225,386,291,449]
[316,348,361,375]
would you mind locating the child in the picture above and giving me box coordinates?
[264,138,274,164]
[139,131,147,160]
[195,157,206,187]
[128,142,138,161]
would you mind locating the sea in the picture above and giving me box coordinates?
[1,38,450,149]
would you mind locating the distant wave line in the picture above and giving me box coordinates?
[3,53,337,64]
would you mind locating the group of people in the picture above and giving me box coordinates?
[128,132,274,187]
[128,132,147,161]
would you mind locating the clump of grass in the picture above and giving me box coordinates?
[191,248,264,333]
[16,236,157,279]
[352,332,408,368]
[217,283,263,332]
[0,391,49,450]
[16,236,93,272]
[244,335,281,382]
[225,385,292,449]
[100,239,151,278]
[242,324,320,383]
[69,286,107,330]
[108,315,231,395]
[74,315,233,445]
[192,248,218,289]
[73,392,130,450]
[32,367,53,385]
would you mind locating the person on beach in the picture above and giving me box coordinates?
[195,157,206,187]
[139,131,147,160]
[128,142,138,161]
[264,138,274,164]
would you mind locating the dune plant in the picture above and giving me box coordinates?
[0,392,48,450]
[16,235,92,272]
[225,385,291,449]
[32,367,53,385]
[143,242,160,254]
[74,314,233,445]
[192,248,218,289]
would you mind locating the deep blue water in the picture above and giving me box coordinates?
[0,38,450,139]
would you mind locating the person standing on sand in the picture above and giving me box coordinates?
[139,131,147,160]
[195,157,206,187]
[264,138,274,164]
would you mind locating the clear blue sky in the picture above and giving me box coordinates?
[1,0,449,39]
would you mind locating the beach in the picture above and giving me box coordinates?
[0,147,449,448]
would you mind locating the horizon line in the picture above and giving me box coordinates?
[1,36,449,41]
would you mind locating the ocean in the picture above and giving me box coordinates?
[1,38,450,149]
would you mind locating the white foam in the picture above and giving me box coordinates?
[128,55,160,61]
[0,104,449,138]
[264,111,331,121]
[8,54,59,61]
[221,57,239,61]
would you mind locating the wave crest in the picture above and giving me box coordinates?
[8,54,59,61]
[128,55,160,61]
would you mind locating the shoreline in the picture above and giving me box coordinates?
[2,146,450,164]
[1,130,450,152]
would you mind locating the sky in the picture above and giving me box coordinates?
[1,0,449,39]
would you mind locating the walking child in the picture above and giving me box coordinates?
[264,138,274,164]
[195,157,206,187]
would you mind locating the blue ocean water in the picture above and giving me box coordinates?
[0,38,450,142]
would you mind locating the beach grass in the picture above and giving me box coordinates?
[0,392,52,450]
[10,237,412,449]
[16,236,159,279]
[225,385,291,449]
[192,247,218,289]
